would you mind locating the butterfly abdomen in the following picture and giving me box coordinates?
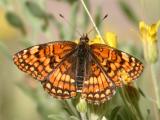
[76,42,89,92]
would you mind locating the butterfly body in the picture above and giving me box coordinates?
[76,35,90,91]
[13,34,144,104]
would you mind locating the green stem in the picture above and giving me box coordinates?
[87,105,92,120]
[90,113,99,120]
[80,0,104,43]
[150,64,160,109]
[80,112,87,120]
[142,40,148,62]
[150,64,160,120]
[66,100,80,117]
[120,88,142,120]
[134,102,144,120]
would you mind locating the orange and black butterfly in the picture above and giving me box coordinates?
[13,34,143,104]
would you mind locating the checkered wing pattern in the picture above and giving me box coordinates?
[90,44,144,87]
[13,41,77,81]
[13,41,77,99]
[42,52,77,99]
[81,53,116,104]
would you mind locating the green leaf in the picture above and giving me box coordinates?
[48,114,67,120]
[138,87,146,98]
[25,1,53,31]
[5,11,26,35]
[70,116,80,120]
[146,109,150,120]
[118,88,142,120]
[0,41,12,60]
[41,17,49,31]
[116,114,123,120]
[66,0,76,4]
[0,0,9,5]
[124,86,140,105]
[54,0,76,4]
[118,0,139,25]
[109,106,121,120]
[117,107,134,120]
[25,1,47,18]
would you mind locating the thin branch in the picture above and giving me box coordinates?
[151,65,160,108]
[80,0,105,43]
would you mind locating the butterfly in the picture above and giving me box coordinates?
[13,34,144,104]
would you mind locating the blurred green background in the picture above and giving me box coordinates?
[0,0,160,120]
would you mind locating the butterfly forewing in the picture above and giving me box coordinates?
[42,51,77,99]
[81,53,116,104]
[90,44,144,87]
[13,41,77,81]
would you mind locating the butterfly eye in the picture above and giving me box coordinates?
[85,37,89,43]
[80,35,89,43]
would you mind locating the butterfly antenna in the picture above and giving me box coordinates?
[87,14,108,35]
[59,14,82,36]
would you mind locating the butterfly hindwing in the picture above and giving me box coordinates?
[81,53,116,104]
[42,50,77,99]
[13,41,77,81]
[90,44,144,87]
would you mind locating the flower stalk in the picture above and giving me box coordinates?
[80,0,104,44]
[139,20,160,120]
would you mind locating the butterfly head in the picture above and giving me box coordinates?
[80,34,89,43]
